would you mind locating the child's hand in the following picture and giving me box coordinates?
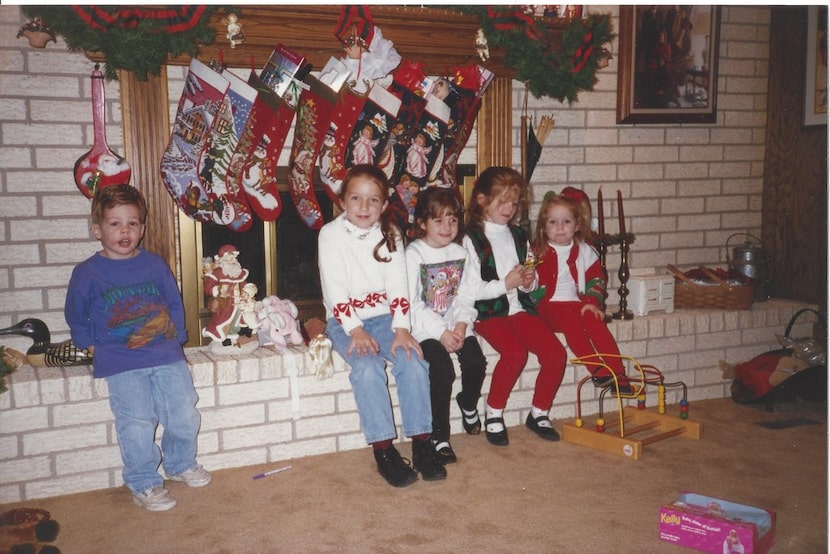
[392,328,424,359]
[440,329,463,353]
[347,326,379,357]
[504,264,526,290]
[581,303,605,320]
[520,267,537,289]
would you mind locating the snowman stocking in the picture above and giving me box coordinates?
[287,75,338,230]
[160,58,229,222]
[197,69,257,232]
[227,72,295,221]
[318,86,366,203]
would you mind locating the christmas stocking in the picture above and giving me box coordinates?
[287,75,339,230]
[322,83,401,203]
[392,94,450,230]
[383,65,430,232]
[160,58,229,222]
[437,66,491,188]
[346,82,401,174]
[318,86,366,204]
[227,72,295,221]
[385,64,428,184]
[197,69,257,232]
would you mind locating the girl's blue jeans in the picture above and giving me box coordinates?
[106,360,201,494]
[327,315,433,444]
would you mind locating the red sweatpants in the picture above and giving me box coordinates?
[474,311,566,411]
[537,301,625,376]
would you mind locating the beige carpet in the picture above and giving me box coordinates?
[1,398,826,553]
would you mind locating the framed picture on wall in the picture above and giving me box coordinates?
[804,5,828,126]
[617,6,721,124]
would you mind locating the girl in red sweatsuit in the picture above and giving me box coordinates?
[532,191,631,392]
[463,167,566,446]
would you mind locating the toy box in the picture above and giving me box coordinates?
[659,493,775,553]
[629,269,674,316]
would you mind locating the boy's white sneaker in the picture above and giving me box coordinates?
[132,486,177,511]
[167,465,212,487]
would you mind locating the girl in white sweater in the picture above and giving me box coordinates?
[318,164,445,487]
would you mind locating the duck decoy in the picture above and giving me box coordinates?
[0,319,92,367]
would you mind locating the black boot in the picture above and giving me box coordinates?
[374,445,417,488]
[411,439,447,481]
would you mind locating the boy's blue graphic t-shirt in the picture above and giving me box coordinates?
[65,248,187,378]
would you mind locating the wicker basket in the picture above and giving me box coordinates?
[667,264,755,310]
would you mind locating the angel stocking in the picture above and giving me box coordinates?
[321,83,401,203]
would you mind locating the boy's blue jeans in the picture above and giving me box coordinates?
[106,360,201,494]
[327,315,433,444]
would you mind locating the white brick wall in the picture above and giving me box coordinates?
[0,5,783,501]
[0,6,772,348]
[0,300,817,503]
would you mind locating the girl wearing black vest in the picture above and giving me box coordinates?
[461,167,568,446]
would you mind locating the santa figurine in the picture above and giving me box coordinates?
[202,244,257,351]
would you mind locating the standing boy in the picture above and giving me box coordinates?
[65,184,210,511]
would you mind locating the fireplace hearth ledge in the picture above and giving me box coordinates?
[0,300,818,503]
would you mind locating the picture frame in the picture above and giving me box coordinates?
[803,5,827,127]
[617,6,721,124]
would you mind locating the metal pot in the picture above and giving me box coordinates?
[726,233,769,302]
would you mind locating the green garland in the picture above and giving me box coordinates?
[598,233,636,247]
[456,7,615,103]
[21,5,613,100]
[21,6,220,80]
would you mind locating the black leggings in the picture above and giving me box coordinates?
[421,336,487,442]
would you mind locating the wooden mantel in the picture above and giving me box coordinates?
[197,5,511,76]
[112,5,554,340]
[187,5,571,76]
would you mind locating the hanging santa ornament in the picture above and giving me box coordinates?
[74,64,131,198]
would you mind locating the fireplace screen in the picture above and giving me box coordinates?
[195,186,334,344]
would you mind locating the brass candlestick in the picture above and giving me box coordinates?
[612,236,634,320]
[598,237,612,323]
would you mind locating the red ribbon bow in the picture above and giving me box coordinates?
[389,297,410,316]
[393,60,426,92]
[486,6,543,42]
[571,30,594,73]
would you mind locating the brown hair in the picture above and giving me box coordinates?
[91,184,147,225]
[531,192,591,260]
[339,164,399,262]
[464,166,525,233]
[411,187,464,243]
